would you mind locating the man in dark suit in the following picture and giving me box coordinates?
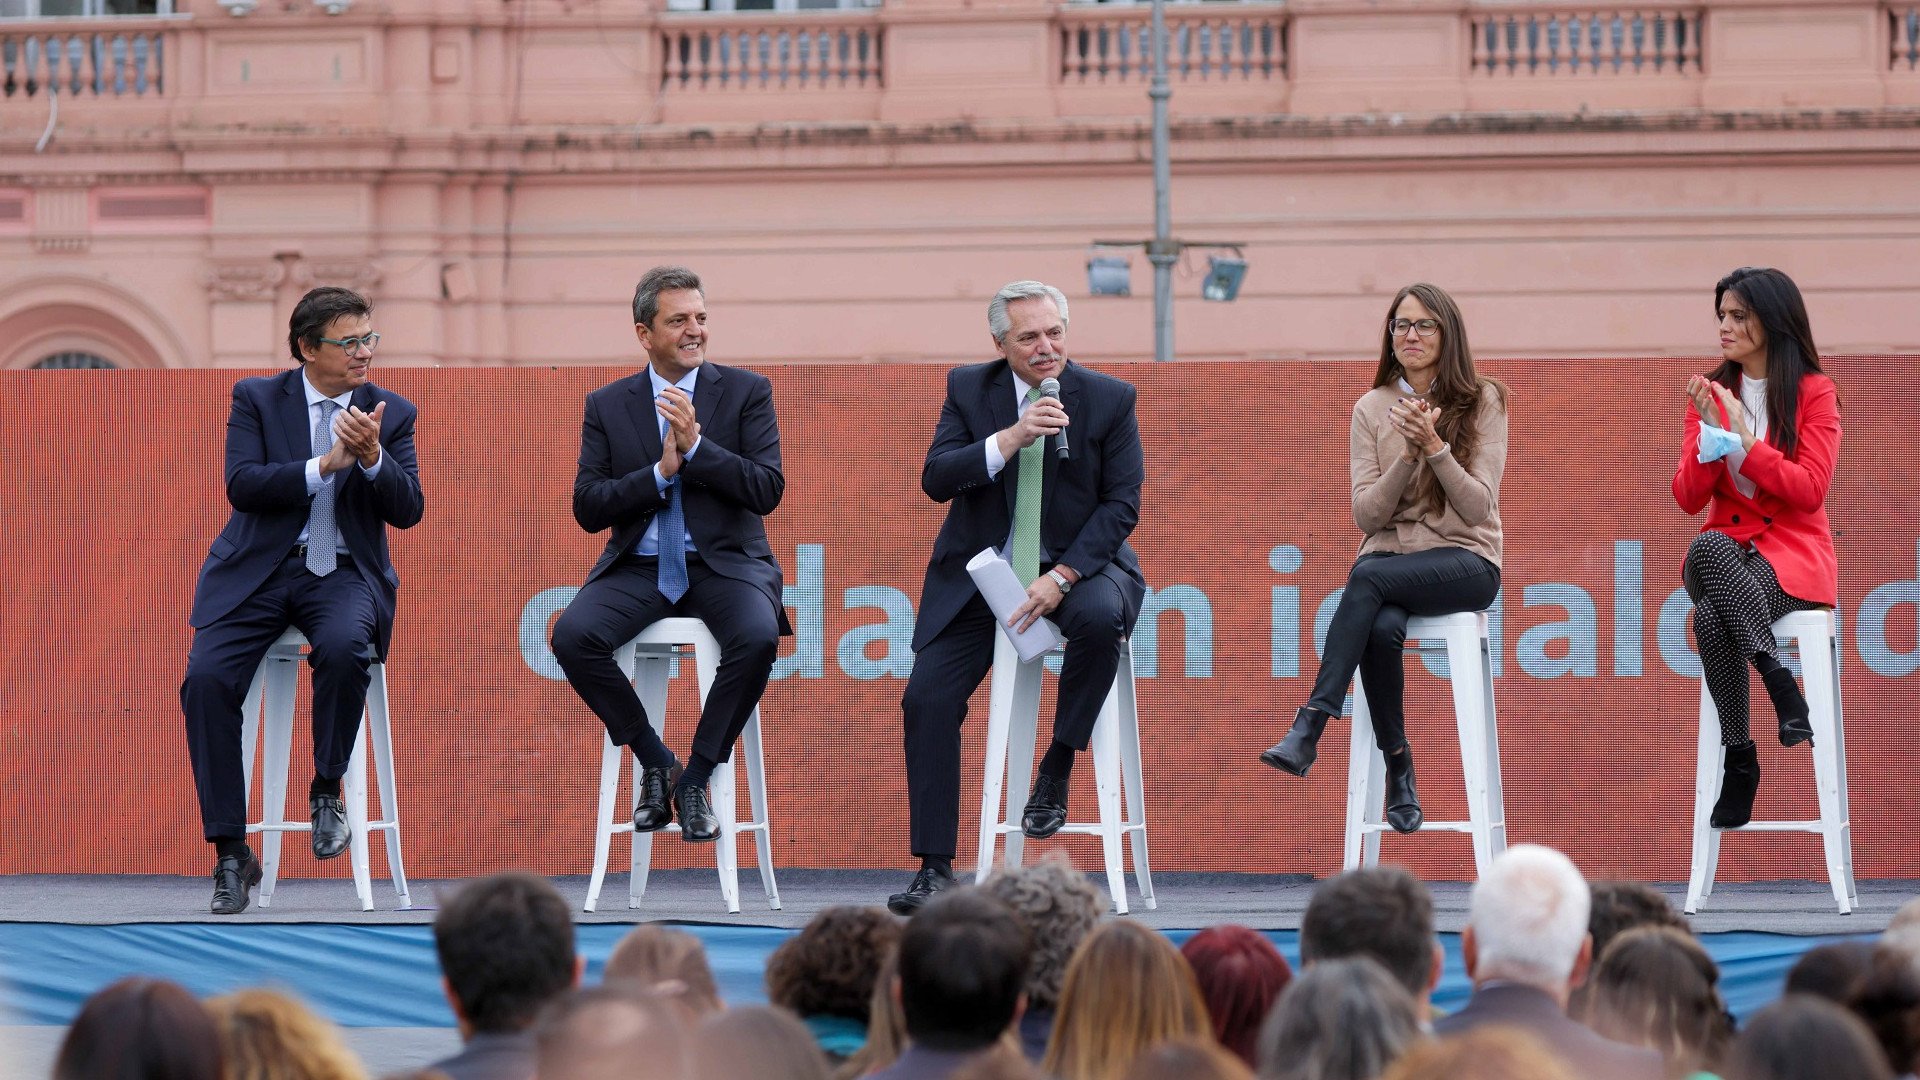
[868,888,1031,1080]
[889,280,1145,915]
[1433,844,1663,1080]
[181,286,424,915]
[431,873,582,1080]
[551,266,789,843]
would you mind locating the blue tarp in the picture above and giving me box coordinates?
[0,922,1871,1028]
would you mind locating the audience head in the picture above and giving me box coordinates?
[1581,926,1732,1075]
[209,987,367,1080]
[1785,940,1876,1003]
[1180,925,1293,1067]
[1848,931,1920,1079]
[606,923,723,1017]
[764,905,900,1023]
[1586,880,1688,963]
[1378,1027,1575,1080]
[536,986,688,1080]
[897,888,1031,1054]
[982,852,1107,1014]
[1889,897,1920,933]
[1255,956,1420,1080]
[689,1005,831,1080]
[1721,995,1893,1080]
[1124,1038,1256,1080]
[1463,844,1591,1002]
[54,977,224,1080]
[1299,867,1439,1007]
[433,872,580,1037]
[1045,919,1213,1080]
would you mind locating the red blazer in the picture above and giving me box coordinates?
[1672,372,1841,606]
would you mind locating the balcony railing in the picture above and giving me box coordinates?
[1470,7,1703,77]
[660,13,882,91]
[1,20,168,99]
[1894,5,1919,70]
[1058,3,1287,84]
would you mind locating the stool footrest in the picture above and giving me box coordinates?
[247,823,313,833]
[1725,819,1837,833]
[991,822,1144,839]
[1359,820,1478,835]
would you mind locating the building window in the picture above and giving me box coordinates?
[32,351,116,369]
[0,0,172,16]
[664,0,878,11]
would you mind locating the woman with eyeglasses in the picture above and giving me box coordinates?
[1260,283,1508,834]
[1674,266,1839,829]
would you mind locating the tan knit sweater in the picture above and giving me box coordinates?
[1349,381,1508,568]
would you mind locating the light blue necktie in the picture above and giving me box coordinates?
[306,400,340,577]
[657,414,688,603]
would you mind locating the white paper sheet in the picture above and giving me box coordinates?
[965,548,1064,663]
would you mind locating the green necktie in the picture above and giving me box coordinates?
[1010,387,1044,586]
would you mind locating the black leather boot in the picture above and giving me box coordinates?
[1710,739,1761,829]
[1261,707,1332,777]
[1383,746,1423,834]
[1763,667,1814,747]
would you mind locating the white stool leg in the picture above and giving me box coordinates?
[345,718,374,912]
[1476,627,1508,860]
[258,656,298,908]
[1090,687,1127,914]
[585,733,623,914]
[1001,657,1044,873]
[1827,614,1858,905]
[630,647,671,908]
[1114,646,1155,910]
[976,633,1020,883]
[1344,682,1385,870]
[1685,677,1723,914]
[1446,621,1496,876]
[363,664,409,907]
[741,711,782,910]
[1796,617,1853,915]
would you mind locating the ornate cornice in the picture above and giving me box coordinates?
[202,260,286,302]
[293,259,381,295]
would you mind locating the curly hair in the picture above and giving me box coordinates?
[983,852,1107,1011]
[765,905,903,1020]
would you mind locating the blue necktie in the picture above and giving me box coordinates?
[657,416,688,603]
[306,400,340,577]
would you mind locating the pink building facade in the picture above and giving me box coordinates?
[1,0,1918,370]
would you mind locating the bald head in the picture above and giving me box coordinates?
[537,987,687,1080]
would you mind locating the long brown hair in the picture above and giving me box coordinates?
[1044,920,1215,1080]
[1708,266,1826,457]
[1372,283,1508,517]
[1581,927,1732,1077]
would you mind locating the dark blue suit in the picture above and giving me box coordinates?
[182,368,423,842]
[551,362,791,765]
[901,359,1146,859]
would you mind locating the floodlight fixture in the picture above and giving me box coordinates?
[1202,253,1248,303]
[1087,254,1132,298]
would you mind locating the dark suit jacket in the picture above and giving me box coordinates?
[571,362,791,632]
[1432,983,1664,1080]
[912,358,1145,652]
[188,368,424,659]
[429,1030,537,1080]
[864,1045,990,1080]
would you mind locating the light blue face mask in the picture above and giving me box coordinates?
[1697,423,1744,463]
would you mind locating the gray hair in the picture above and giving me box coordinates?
[981,852,1107,1011]
[987,280,1069,345]
[632,265,704,328]
[1255,957,1421,1080]
[1467,844,1591,992]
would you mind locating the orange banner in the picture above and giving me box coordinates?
[2,360,1914,883]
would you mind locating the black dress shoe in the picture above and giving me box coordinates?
[310,794,349,860]
[211,847,263,916]
[886,866,955,916]
[1763,667,1814,747]
[633,763,681,832]
[1261,707,1332,777]
[1022,774,1070,839]
[1383,746,1424,834]
[674,784,721,843]
[1711,740,1761,829]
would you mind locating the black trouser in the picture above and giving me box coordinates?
[1683,531,1817,746]
[901,571,1132,860]
[551,553,781,766]
[182,552,378,843]
[1306,547,1501,753]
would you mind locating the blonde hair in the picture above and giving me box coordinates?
[1379,1027,1573,1080]
[835,950,905,1080]
[209,988,368,1080]
[1044,920,1215,1080]
[605,924,723,1017]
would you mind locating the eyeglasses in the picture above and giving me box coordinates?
[1388,319,1440,339]
[319,333,381,354]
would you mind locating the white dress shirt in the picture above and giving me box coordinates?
[635,364,703,556]
[298,369,383,548]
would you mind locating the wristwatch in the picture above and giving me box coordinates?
[1047,569,1074,593]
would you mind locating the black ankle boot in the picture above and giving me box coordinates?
[1383,746,1423,834]
[1710,740,1761,829]
[1261,707,1331,777]
[1763,667,1814,747]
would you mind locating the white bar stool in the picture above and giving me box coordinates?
[974,631,1155,914]
[585,617,781,915]
[1686,608,1857,915]
[238,626,409,912]
[1344,610,1507,876]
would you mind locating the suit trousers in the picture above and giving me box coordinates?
[551,553,780,765]
[1305,547,1501,753]
[900,570,1131,860]
[182,551,379,842]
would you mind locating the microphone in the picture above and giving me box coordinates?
[1038,376,1068,460]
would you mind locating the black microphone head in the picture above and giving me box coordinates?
[1039,377,1061,400]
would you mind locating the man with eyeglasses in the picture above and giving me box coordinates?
[181,286,424,915]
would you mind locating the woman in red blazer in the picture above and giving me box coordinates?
[1673,266,1841,829]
